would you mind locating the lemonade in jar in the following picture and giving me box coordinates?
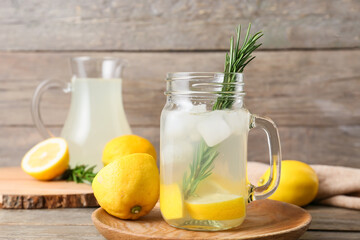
[160,72,281,231]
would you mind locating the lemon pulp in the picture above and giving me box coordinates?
[21,138,69,180]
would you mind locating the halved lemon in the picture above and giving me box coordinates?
[185,193,245,220]
[21,138,69,180]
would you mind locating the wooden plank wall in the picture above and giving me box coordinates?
[0,0,359,167]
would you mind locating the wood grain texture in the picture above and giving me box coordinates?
[0,225,102,240]
[0,126,159,167]
[0,1,358,239]
[0,227,359,240]
[0,0,359,51]
[305,205,360,231]
[92,200,311,240]
[2,193,97,209]
[1,125,359,168]
[0,208,94,226]
[300,231,360,240]
[0,50,359,127]
[1,50,359,167]
[0,167,98,209]
[0,226,359,240]
[0,205,359,239]
[0,204,358,230]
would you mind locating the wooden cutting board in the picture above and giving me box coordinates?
[0,167,98,209]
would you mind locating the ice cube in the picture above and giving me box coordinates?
[161,142,193,183]
[224,109,250,134]
[164,109,207,140]
[189,131,202,142]
[190,104,207,113]
[197,111,232,147]
[164,110,192,139]
[177,99,193,110]
[161,142,193,166]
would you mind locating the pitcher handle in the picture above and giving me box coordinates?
[31,79,71,138]
[248,114,282,201]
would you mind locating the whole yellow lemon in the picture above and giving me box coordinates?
[102,135,157,166]
[92,153,159,220]
[258,160,319,207]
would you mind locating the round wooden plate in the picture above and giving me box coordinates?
[92,199,311,240]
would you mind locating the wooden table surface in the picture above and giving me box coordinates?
[0,205,359,240]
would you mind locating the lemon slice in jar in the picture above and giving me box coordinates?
[21,138,69,180]
[160,183,184,220]
[185,193,245,220]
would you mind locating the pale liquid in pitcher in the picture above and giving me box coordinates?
[61,78,131,172]
[160,106,250,231]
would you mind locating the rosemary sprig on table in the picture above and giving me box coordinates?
[182,23,263,200]
[61,165,97,184]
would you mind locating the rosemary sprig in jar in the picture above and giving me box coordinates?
[182,141,219,199]
[213,23,263,110]
[182,23,263,200]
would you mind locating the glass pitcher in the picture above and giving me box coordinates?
[160,72,281,231]
[31,57,132,171]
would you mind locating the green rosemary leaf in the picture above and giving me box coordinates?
[61,165,97,184]
[229,37,234,67]
[182,141,218,199]
[182,23,263,200]
[240,56,256,72]
[241,23,251,49]
[235,25,241,53]
[213,23,263,111]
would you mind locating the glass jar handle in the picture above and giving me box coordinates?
[31,79,71,138]
[248,114,282,201]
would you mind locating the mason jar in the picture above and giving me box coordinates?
[160,72,282,231]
